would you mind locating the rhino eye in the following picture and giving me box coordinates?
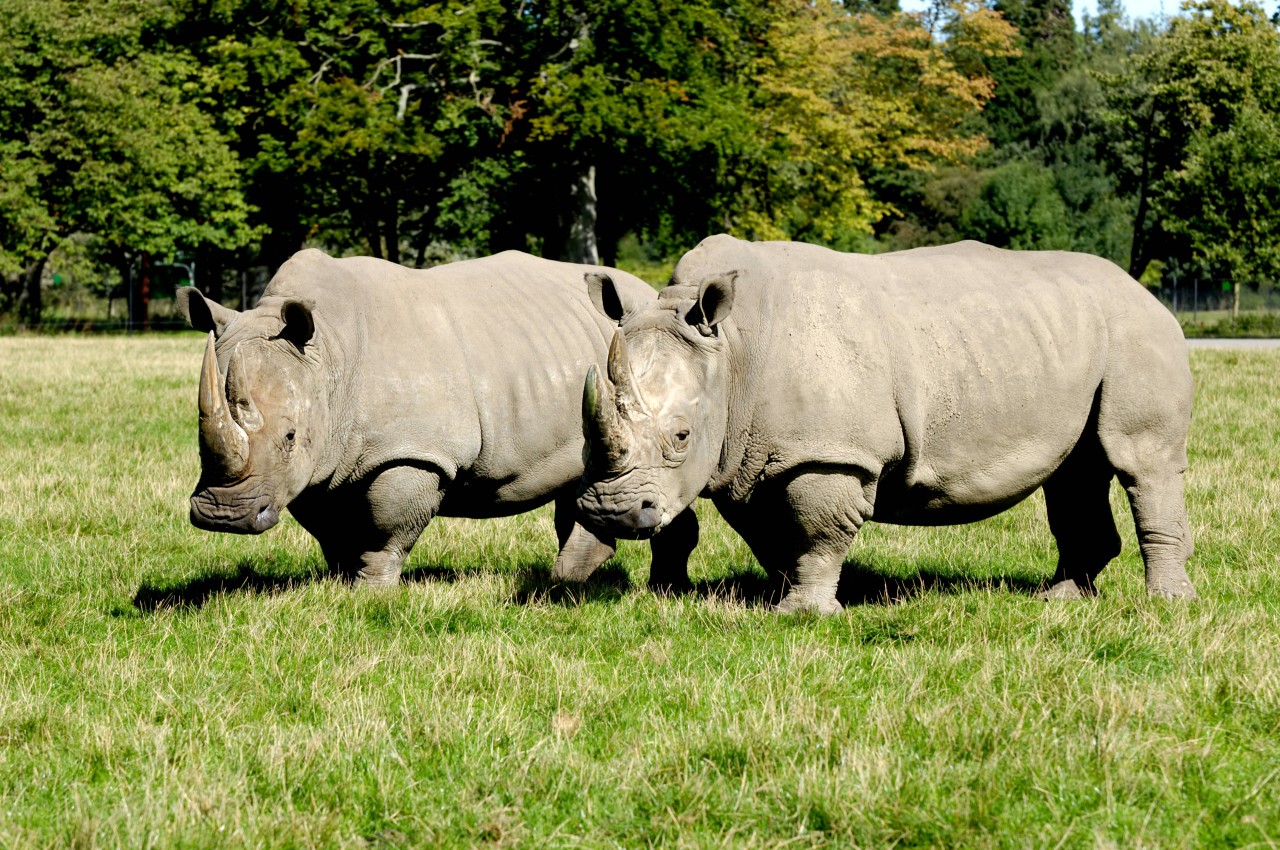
[286,430,296,443]
[675,429,690,443]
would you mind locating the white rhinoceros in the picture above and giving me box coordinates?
[177,248,698,587]
[573,234,1195,612]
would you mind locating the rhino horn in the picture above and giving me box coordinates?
[198,332,249,479]
[606,329,646,419]
[224,344,263,432]
[583,363,630,471]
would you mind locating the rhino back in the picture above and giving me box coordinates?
[679,236,1183,521]
[266,249,654,514]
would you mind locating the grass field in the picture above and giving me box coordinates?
[1,336,1278,849]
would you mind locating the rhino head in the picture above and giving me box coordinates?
[576,271,736,538]
[177,287,329,534]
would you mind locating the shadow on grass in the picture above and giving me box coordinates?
[128,559,565,613]
[129,560,327,613]
[400,563,492,584]
[691,559,1044,609]
[510,563,634,607]
[125,554,1043,615]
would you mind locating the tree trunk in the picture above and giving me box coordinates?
[1232,279,1240,320]
[565,163,599,265]
[139,252,152,331]
[113,250,131,329]
[16,256,46,328]
[383,191,400,265]
[1128,109,1157,281]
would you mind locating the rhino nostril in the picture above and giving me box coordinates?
[641,499,656,511]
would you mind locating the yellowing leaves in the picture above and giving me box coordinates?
[733,0,1018,242]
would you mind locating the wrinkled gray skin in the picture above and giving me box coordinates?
[577,234,1196,613]
[178,248,699,588]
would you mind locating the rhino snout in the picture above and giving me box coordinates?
[190,487,280,534]
[577,481,670,539]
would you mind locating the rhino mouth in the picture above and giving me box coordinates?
[577,483,668,540]
[190,486,280,534]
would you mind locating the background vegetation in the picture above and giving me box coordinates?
[3,0,1280,327]
[1,331,1278,848]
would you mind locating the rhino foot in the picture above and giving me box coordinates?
[1037,578,1098,601]
[355,570,401,589]
[773,593,843,615]
[1147,576,1198,600]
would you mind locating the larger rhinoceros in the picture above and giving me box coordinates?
[176,248,698,587]
[573,234,1195,612]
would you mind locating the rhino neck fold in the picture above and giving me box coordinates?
[703,319,757,500]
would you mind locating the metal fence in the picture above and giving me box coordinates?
[1150,280,1280,320]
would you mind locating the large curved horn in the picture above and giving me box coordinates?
[583,364,630,471]
[198,332,249,479]
[606,329,646,419]
[224,344,263,432]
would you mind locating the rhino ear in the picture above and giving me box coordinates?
[279,299,315,351]
[586,272,627,324]
[688,272,737,336]
[177,286,238,337]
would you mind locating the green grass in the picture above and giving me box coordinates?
[1,336,1278,849]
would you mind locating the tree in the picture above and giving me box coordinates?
[0,0,258,324]
[1103,0,1280,280]
[983,0,1078,146]
[734,0,1019,244]
[1164,105,1280,313]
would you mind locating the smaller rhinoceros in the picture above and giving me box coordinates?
[177,248,698,587]
[574,235,1196,612]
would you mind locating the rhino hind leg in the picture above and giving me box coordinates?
[550,491,617,582]
[646,506,698,594]
[1120,468,1196,599]
[1095,347,1196,599]
[1039,441,1122,600]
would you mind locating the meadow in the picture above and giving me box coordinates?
[0,335,1277,849]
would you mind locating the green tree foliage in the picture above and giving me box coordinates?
[8,0,1279,324]
[984,0,1078,146]
[1103,0,1280,283]
[170,0,513,266]
[0,0,257,322]
[961,160,1070,248]
[738,0,1018,245]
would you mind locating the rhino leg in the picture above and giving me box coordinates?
[289,490,360,574]
[348,465,445,587]
[765,470,872,615]
[1096,350,1196,599]
[1122,469,1196,599]
[550,491,617,582]
[647,506,698,594]
[1039,439,1121,600]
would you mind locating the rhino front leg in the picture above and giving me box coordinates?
[551,491,617,582]
[647,506,698,594]
[353,464,445,587]
[759,470,872,615]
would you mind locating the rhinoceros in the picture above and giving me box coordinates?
[176,248,699,587]
[573,234,1196,612]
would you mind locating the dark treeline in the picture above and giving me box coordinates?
[1,0,1278,325]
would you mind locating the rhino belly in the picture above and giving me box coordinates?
[871,469,1052,526]
[872,400,1089,526]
